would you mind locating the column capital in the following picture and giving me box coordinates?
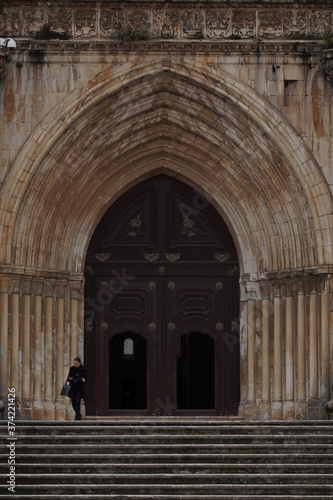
[259,281,271,300]
[21,276,32,295]
[56,279,68,298]
[240,278,260,301]
[69,278,84,300]
[32,277,44,296]
[44,278,56,297]
[9,275,21,294]
[319,274,331,294]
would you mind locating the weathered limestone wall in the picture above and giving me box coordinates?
[0,0,332,420]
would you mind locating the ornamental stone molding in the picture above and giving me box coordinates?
[1,2,332,41]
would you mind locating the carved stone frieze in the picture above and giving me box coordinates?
[22,7,47,36]
[180,10,204,38]
[0,9,21,36]
[1,3,332,42]
[126,10,150,35]
[100,8,124,38]
[283,10,307,37]
[153,9,178,38]
[258,11,283,39]
[48,9,73,37]
[232,11,256,39]
[309,11,332,36]
[74,9,97,38]
[206,10,231,39]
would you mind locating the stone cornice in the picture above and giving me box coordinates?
[1,2,332,42]
[15,38,325,56]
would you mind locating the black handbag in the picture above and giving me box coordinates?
[60,382,71,397]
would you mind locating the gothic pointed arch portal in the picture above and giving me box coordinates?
[84,175,240,416]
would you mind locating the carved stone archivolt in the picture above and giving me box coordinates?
[1,3,332,41]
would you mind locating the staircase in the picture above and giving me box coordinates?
[0,419,333,499]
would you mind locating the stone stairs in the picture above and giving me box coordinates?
[0,419,333,498]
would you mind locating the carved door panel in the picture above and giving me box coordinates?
[94,276,159,415]
[91,274,239,415]
[163,276,239,415]
[84,174,240,416]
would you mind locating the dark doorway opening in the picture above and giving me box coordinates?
[177,332,215,410]
[109,332,147,410]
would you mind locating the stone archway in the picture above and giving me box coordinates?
[0,58,331,420]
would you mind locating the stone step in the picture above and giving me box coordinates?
[3,462,333,474]
[4,433,333,445]
[1,496,333,500]
[2,472,332,485]
[2,443,331,454]
[9,452,333,464]
[2,423,333,435]
[1,483,333,495]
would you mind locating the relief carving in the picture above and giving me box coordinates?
[100,8,124,38]
[283,10,307,37]
[48,9,73,37]
[180,10,204,38]
[153,10,178,38]
[206,10,231,39]
[1,9,21,36]
[74,9,97,38]
[309,11,332,36]
[258,11,283,39]
[22,8,47,36]
[232,11,256,38]
[126,10,150,35]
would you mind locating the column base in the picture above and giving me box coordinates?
[307,399,320,420]
[55,399,66,420]
[32,399,44,420]
[271,401,283,420]
[43,400,55,420]
[20,400,33,420]
[244,402,259,420]
[319,399,330,420]
[259,401,271,421]
[283,401,295,420]
[295,401,307,420]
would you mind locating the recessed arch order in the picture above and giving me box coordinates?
[1,57,332,277]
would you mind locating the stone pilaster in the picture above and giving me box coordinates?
[32,278,44,420]
[284,280,295,420]
[259,281,271,421]
[55,279,67,420]
[43,279,56,420]
[272,282,283,420]
[0,275,10,417]
[20,277,33,419]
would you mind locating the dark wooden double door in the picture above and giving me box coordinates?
[84,175,240,416]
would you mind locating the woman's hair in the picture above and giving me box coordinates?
[74,357,81,363]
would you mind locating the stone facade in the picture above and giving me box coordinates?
[0,0,332,420]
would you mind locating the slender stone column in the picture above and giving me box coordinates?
[44,279,55,419]
[259,282,271,420]
[32,278,44,419]
[10,276,21,394]
[296,280,306,419]
[243,280,259,419]
[272,282,282,419]
[55,280,67,420]
[0,275,10,402]
[21,277,32,419]
[284,281,294,419]
[308,279,318,418]
[70,280,82,363]
[320,277,330,404]
[247,298,256,404]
